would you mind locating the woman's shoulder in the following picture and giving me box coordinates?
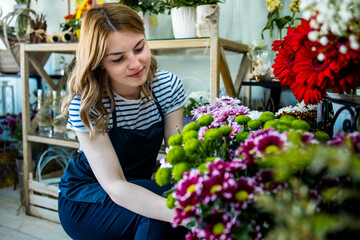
[152,70,181,89]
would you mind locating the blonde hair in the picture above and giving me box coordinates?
[61,3,158,137]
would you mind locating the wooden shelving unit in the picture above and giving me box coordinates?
[20,37,249,223]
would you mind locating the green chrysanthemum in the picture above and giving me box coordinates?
[235,115,251,125]
[236,131,250,143]
[183,138,200,153]
[183,121,201,134]
[248,119,262,130]
[168,134,183,146]
[173,162,190,181]
[166,193,175,209]
[166,146,185,165]
[291,119,310,131]
[183,130,198,143]
[154,168,172,186]
[204,128,223,141]
[219,125,232,137]
[258,112,275,123]
[198,162,209,174]
[264,120,279,129]
[198,114,214,126]
[314,131,331,143]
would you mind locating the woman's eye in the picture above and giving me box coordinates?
[135,45,144,53]
[112,57,124,63]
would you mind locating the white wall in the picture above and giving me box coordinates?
[0,0,298,109]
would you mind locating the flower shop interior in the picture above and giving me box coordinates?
[1,0,360,239]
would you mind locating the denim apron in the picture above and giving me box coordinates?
[58,97,164,203]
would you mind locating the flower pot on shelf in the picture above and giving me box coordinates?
[171,6,196,39]
[196,4,219,37]
[138,11,160,40]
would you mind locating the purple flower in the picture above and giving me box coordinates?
[255,169,287,193]
[236,129,288,165]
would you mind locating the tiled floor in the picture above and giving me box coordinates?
[0,186,70,240]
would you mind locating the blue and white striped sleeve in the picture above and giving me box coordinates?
[66,95,89,132]
[154,70,187,115]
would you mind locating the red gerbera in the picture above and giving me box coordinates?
[272,27,297,88]
[291,41,333,104]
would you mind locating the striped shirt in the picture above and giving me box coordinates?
[67,70,187,132]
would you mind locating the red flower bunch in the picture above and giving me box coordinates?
[272,18,360,104]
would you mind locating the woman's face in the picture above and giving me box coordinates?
[101,30,151,99]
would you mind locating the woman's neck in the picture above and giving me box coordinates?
[114,87,141,100]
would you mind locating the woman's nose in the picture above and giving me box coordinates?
[128,54,140,70]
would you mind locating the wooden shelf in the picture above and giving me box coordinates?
[27,134,79,149]
[20,37,249,222]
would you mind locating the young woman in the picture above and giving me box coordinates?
[58,3,188,239]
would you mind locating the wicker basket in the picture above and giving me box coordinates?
[0,8,49,74]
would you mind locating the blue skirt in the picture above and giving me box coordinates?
[58,179,188,240]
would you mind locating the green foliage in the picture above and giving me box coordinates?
[164,0,224,8]
[183,97,209,117]
[119,0,168,15]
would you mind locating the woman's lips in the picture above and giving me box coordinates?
[128,68,144,78]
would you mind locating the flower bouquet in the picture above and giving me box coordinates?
[153,97,360,239]
[272,0,360,104]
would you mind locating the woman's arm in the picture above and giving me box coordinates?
[164,107,184,146]
[76,131,176,222]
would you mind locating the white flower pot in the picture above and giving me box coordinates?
[171,7,196,38]
[196,4,219,37]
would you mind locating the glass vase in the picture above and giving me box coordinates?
[37,89,53,137]
[52,90,67,137]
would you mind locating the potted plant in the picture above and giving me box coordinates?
[194,0,224,37]
[164,0,198,38]
[119,0,168,39]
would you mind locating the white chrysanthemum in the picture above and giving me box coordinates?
[317,52,325,61]
[319,36,329,46]
[308,31,319,41]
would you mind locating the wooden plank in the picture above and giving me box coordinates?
[220,38,248,53]
[219,47,236,98]
[29,205,60,223]
[20,43,32,215]
[24,43,78,52]
[28,55,57,90]
[234,53,252,99]
[27,135,80,149]
[149,38,211,49]
[29,193,58,211]
[29,179,59,198]
[210,37,220,103]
